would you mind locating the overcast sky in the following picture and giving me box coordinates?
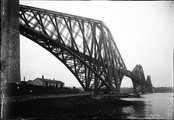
[19,1,173,88]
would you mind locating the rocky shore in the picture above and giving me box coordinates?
[1,94,143,120]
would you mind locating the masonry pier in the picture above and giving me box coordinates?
[1,0,21,84]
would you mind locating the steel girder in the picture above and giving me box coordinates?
[130,65,146,93]
[122,65,149,93]
[19,5,152,93]
[119,64,151,93]
[146,75,154,93]
[19,5,127,92]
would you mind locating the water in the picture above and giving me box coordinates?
[1,93,174,119]
[121,93,174,119]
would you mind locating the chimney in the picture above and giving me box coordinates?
[42,75,44,79]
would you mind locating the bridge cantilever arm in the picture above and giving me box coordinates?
[20,4,103,24]
[20,4,149,92]
[19,24,111,91]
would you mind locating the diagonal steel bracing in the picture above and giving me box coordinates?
[19,5,153,93]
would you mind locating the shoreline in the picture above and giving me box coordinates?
[1,93,91,104]
[1,94,142,120]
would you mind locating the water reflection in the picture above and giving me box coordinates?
[121,93,173,119]
[122,101,146,119]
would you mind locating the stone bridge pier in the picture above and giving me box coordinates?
[1,0,21,84]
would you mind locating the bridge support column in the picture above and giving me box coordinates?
[146,75,154,93]
[1,0,20,119]
[1,0,21,84]
[132,80,138,93]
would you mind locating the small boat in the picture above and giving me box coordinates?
[128,93,141,98]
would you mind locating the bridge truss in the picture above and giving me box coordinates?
[19,5,153,93]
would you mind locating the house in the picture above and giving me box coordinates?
[28,75,64,88]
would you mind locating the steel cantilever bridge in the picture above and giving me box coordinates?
[19,5,153,94]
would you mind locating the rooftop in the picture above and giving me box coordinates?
[34,78,64,84]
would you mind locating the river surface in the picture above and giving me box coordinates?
[1,93,174,119]
[121,93,174,119]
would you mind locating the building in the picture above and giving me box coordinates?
[28,75,64,88]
